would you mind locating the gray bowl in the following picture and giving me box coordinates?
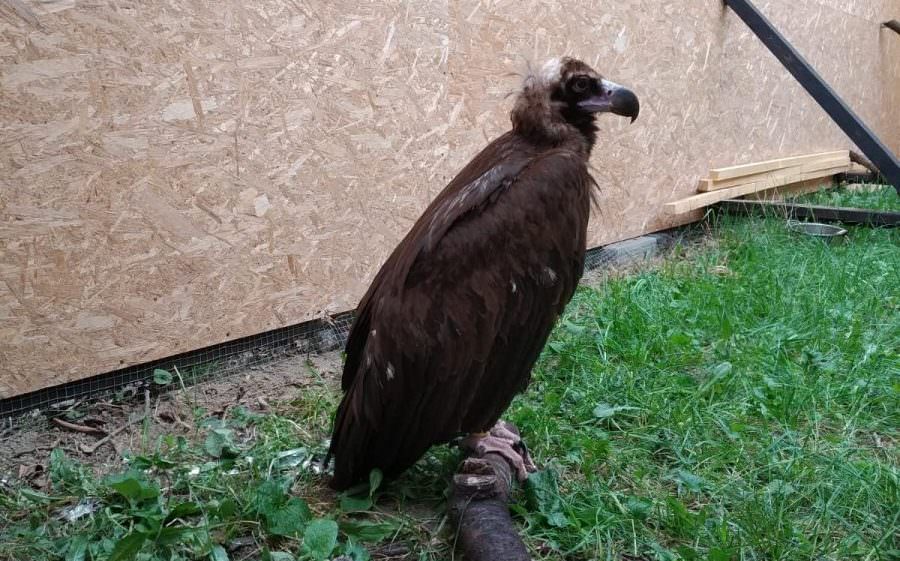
[787,220,847,241]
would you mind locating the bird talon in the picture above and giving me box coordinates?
[512,438,527,456]
[461,421,537,482]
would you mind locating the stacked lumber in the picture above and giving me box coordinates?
[665,150,851,214]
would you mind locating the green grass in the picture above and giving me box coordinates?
[510,213,899,560]
[0,369,453,561]
[1,213,897,560]
[791,184,898,211]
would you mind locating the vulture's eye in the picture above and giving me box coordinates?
[571,76,591,94]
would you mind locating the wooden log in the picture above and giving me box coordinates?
[849,150,878,174]
[448,450,531,561]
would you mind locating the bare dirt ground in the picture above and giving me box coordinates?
[0,351,344,491]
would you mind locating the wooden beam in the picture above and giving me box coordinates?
[708,150,848,181]
[745,177,832,200]
[665,165,849,214]
[699,154,850,191]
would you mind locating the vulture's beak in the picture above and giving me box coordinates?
[577,79,640,123]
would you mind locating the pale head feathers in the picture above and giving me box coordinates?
[522,56,600,89]
[538,57,564,84]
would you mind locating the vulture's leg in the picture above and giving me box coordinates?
[460,420,537,482]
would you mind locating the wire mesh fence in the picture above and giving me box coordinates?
[1,233,678,426]
[1,312,354,424]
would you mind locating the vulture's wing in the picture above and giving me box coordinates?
[329,134,591,489]
[340,133,531,391]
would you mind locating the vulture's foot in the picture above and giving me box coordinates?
[461,420,537,482]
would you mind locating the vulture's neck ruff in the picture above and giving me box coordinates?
[511,57,639,151]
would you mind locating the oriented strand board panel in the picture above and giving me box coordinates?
[1,0,898,397]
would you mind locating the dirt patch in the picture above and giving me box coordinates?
[0,351,344,489]
[580,253,669,286]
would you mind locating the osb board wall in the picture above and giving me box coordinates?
[1,0,897,398]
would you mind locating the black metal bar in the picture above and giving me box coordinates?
[884,20,900,35]
[724,0,900,193]
[717,199,900,227]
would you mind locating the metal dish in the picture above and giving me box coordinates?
[786,220,847,241]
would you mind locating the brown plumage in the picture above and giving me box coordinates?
[327,57,639,491]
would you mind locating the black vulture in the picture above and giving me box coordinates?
[327,57,640,491]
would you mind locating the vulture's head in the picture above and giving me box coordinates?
[511,57,639,148]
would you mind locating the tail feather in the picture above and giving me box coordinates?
[328,385,436,491]
[327,396,365,490]
[328,387,394,491]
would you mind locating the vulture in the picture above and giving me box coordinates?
[327,57,639,491]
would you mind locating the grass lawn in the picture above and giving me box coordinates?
[790,184,899,211]
[1,201,897,561]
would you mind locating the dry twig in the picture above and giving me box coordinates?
[51,417,107,436]
[80,415,146,455]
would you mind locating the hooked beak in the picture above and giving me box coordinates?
[577,79,640,123]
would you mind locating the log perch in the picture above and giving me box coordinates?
[448,450,531,561]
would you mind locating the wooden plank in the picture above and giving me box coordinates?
[665,165,850,214]
[717,199,900,227]
[746,177,832,201]
[708,150,848,181]
[699,154,850,191]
